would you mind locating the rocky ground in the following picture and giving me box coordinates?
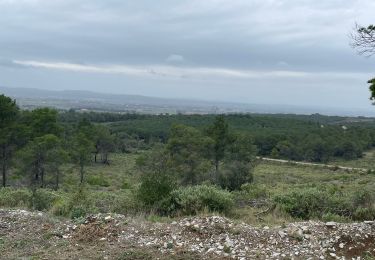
[0,209,374,259]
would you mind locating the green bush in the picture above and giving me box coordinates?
[89,190,138,214]
[352,189,374,208]
[274,187,351,220]
[70,206,87,219]
[87,174,110,187]
[321,213,350,223]
[166,185,234,215]
[218,162,254,191]
[352,207,375,221]
[274,186,375,221]
[0,188,32,208]
[50,198,71,216]
[32,189,61,211]
[239,183,269,200]
[138,172,175,206]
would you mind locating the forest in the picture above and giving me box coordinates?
[1,93,375,223]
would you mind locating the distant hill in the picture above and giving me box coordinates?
[1,86,374,116]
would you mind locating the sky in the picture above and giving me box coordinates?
[0,0,375,111]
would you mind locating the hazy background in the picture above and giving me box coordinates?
[1,0,375,113]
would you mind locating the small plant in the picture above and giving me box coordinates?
[70,206,86,219]
[223,245,231,253]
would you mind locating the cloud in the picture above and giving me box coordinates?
[166,54,185,63]
[12,59,371,81]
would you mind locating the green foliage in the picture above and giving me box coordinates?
[50,198,71,216]
[369,78,375,100]
[32,189,61,211]
[16,134,64,188]
[0,94,18,127]
[238,183,269,200]
[167,185,234,215]
[87,174,110,187]
[0,95,19,187]
[70,131,95,183]
[167,124,213,185]
[26,108,61,138]
[353,207,375,221]
[218,161,254,191]
[138,172,176,207]
[274,186,375,221]
[94,125,115,164]
[219,133,257,190]
[321,213,350,223]
[0,188,32,208]
[110,113,374,163]
[207,115,230,173]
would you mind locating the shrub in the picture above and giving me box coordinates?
[87,174,110,187]
[32,189,61,211]
[0,188,32,208]
[89,190,138,214]
[274,187,351,220]
[352,189,374,208]
[239,183,269,200]
[166,185,234,215]
[50,198,71,216]
[321,213,350,223]
[138,172,175,206]
[70,206,87,219]
[218,162,254,191]
[352,207,375,221]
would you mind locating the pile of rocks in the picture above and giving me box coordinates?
[1,209,374,259]
[115,216,375,259]
[65,214,374,259]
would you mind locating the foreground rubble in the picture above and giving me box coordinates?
[0,209,374,259]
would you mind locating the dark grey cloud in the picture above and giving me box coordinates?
[0,0,374,111]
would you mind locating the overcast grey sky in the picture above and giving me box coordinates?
[0,0,375,110]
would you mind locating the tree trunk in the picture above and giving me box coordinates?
[40,167,45,188]
[55,169,59,191]
[80,163,84,184]
[215,159,219,175]
[2,145,6,187]
[2,162,6,188]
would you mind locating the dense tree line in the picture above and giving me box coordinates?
[0,95,117,189]
[106,113,375,163]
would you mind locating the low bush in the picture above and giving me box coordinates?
[274,186,375,221]
[274,187,352,220]
[87,174,110,187]
[218,162,254,191]
[89,190,138,214]
[0,188,32,208]
[166,185,234,215]
[32,189,61,211]
[50,198,71,216]
[138,172,176,206]
[239,183,269,200]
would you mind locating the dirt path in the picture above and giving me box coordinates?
[257,157,369,173]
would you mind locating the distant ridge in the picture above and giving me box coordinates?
[1,86,374,117]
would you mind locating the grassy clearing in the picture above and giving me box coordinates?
[253,161,375,195]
